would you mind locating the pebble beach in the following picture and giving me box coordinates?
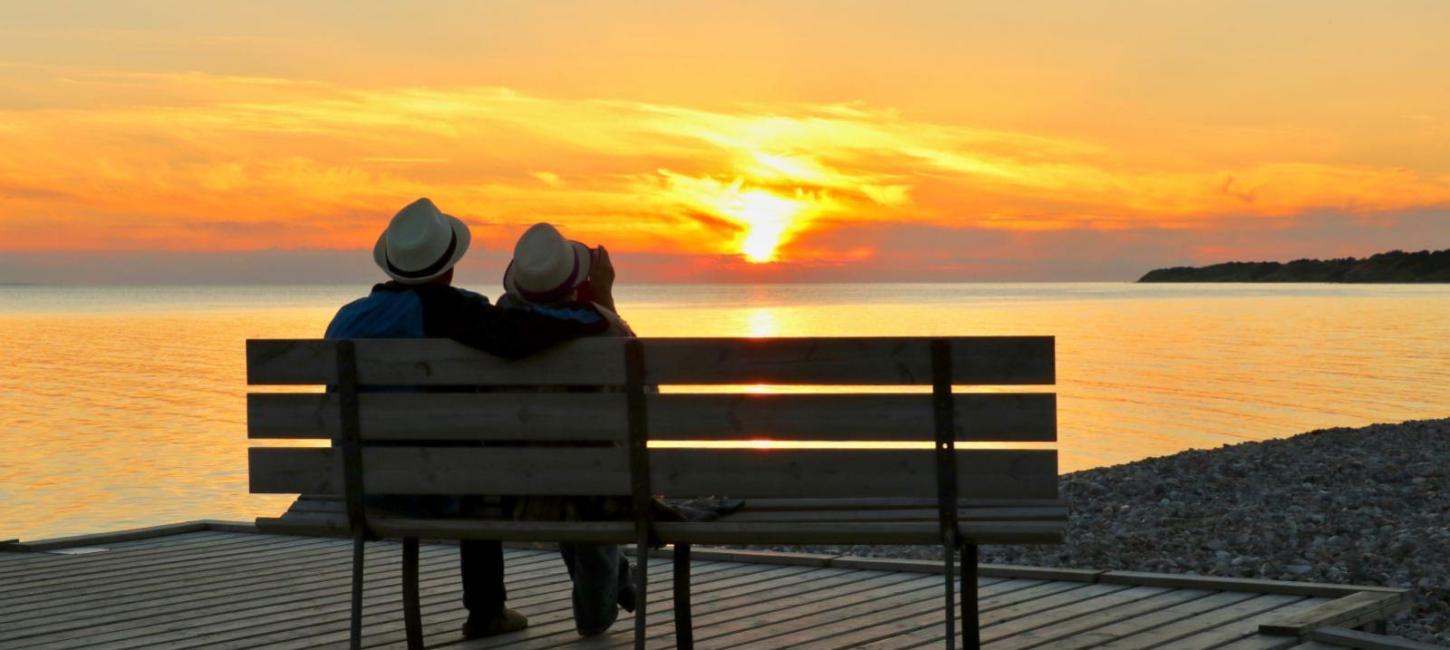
[769,418,1450,643]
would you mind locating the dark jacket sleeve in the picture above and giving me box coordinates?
[417,285,609,359]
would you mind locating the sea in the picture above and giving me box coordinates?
[2,283,1447,541]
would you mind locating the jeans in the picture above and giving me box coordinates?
[559,543,632,636]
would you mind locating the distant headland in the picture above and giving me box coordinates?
[1139,249,1450,283]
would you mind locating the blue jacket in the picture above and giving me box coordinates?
[325,282,608,356]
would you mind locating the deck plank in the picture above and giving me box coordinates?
[1096,594,1308,649]
[155,559,716,650]
[715,578,1055,648]
[382,561,792,650]
[479,564,867,649]
[645,572,951,650]
[1035,591,1264,650]
[616,570,928,650]
[988,587,1214,649]
[1168,597,1329,647]
[0,538,376,621]
[819,582,1136,649]
[22,552,564,650]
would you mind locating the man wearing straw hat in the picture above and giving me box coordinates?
[325,198,616,639]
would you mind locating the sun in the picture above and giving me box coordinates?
[723,189,803,263]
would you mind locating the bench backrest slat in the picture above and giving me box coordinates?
[248,392,1056,442]
[251,447,632,496]
[247,337,1055,386]
[250,447,1055,499]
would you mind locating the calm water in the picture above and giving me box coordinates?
[2,283,1447,541]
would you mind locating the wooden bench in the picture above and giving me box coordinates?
[247,336,1061,650]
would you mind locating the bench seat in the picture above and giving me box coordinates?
[259,495,1066,545]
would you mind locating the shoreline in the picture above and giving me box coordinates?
[761,417,1450,643]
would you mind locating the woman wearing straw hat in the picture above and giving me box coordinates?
[499,223,638,637]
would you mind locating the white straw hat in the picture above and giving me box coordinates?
[503,223,592,304]
[372,198,472,284]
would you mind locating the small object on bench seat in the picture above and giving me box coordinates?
[247,335,1059,650]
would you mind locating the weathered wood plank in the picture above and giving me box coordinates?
[284,560,748,650]
[1259,590,1410,635]
[0,531,252,581]
[642,337,1056,385]
[0,548,489,646]
[247,446,632,496]
[1307,626,1449,650]
[0,536,338,601]
[248,391,1057,442]
[669,575,976,648]
[655,521,1064,545]
[246,336,1055,386]
[265,556,704,650]
[67,553,597,650]
[834,582,1123,649]
[989,587,1214,649]
[1038,590,1263,650]
[1169,597,1330,649]
[718,505,1066,523]
[6,546,540,639]
[651,448,1058,499]
[1095,593,1306,649]
[633,573,949,650]
[0,539,364,622]
[1209,633,1307,650]
[735,496,1067,510]
[854,583,1157,649]
[454,563,837,650]
[596,570,911,649]
[249,447,1058,499]
[1099,570,1403,598]
[763,578,1078,648]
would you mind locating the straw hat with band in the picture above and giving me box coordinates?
[373,198,472,284]
[503,223,593,304]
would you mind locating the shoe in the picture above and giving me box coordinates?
[461,608,529,639]
[617,559,637,614]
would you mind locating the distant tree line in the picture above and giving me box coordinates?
[1138,249,1450,283]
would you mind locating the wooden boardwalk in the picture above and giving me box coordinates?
[0,525,1422,649]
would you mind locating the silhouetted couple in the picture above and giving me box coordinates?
[325,198,636,639]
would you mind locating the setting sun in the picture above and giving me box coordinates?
[723,188,804,263]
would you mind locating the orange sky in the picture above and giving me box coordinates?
[1,1,1448,282]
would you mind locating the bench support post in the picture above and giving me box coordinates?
[963,542,980,650]
[350,535,365,650]
[673,543,694,649]
[932,339,962,650]
[402,537,424,650]
[336,340,370,650]
[625,339,653,650]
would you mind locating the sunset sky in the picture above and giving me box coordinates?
[2,1,1448,283]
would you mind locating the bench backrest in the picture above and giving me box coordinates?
[248,337,1056,504]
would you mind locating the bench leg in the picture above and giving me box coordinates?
[634,534,649,650]
[963,542,980,650]
[350,535,365,650]
[943,539,957,650]
[403,538,424,650]
[673,544,694,650]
